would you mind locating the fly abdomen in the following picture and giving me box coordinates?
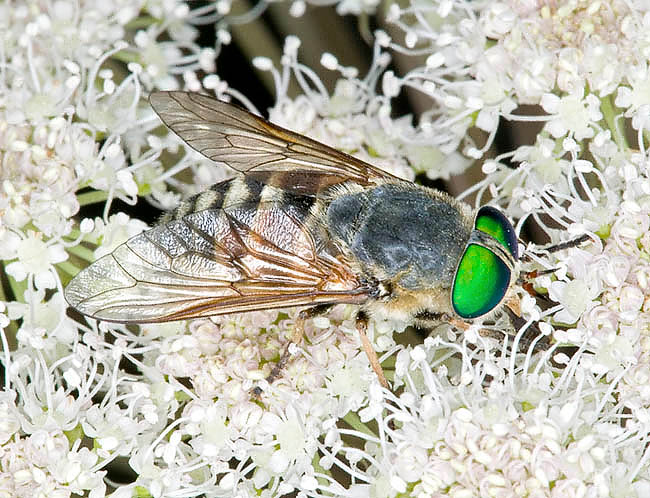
[160,176,263,223]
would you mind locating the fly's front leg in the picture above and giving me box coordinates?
[356,311,389,389]
[264,304,333,386]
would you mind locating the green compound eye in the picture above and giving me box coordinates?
[452,245,512,319]
[474,206,518,260]
[452,206,518,319]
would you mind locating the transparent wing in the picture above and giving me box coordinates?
[149,91,399,195]
[65,203,368,323]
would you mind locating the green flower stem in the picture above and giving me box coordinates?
[601,95,628,150]
[77,190,109,206]
[0,268,18,342]
[342,411,376,438]
[67,243,96,263]
[111,50,140,64]
[132,486,153,498]
[311,451,332,486]
[357,13,372,44]
[64,424,85,446]
[378,356,395,383]
[0,273,7,303]
[58,261,81,278]
[125,16,157,29]
[6,271,27,303]
[66,227,82,240]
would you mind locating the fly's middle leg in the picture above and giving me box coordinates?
[356,311,389,389]
[264,304,333,386]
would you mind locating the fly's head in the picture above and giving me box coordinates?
[451,205,519,320]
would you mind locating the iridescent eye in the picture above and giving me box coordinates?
[474,206,518,260]
[452,206,518,319]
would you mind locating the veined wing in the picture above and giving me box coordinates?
[149,91,399,196]
[65,202,368,323]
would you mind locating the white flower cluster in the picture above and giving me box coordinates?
[132,305,390,496]
[384,0,650,157]
[0,0,219,496]
[310,337,648,498]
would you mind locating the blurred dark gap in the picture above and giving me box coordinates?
[493,117,517,169]
[502,105,546,150]
[191,0,275,111]
[496,107,547,244]
[192,2,217,47]
[76,190,163,226]
[415,172,448,192]
[105,456,138,488]
[218,37,275,111]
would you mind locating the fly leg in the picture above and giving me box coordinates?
[264,304,333,386]
[256,306,390,395]
[356,311,389,389]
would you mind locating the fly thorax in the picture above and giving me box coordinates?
[326,184,471,290]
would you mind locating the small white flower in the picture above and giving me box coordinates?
[549,273,600,325]
[0,393,21,444]
[4,232,67,289]
[90,213,148,258]
[541,91,602,140]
